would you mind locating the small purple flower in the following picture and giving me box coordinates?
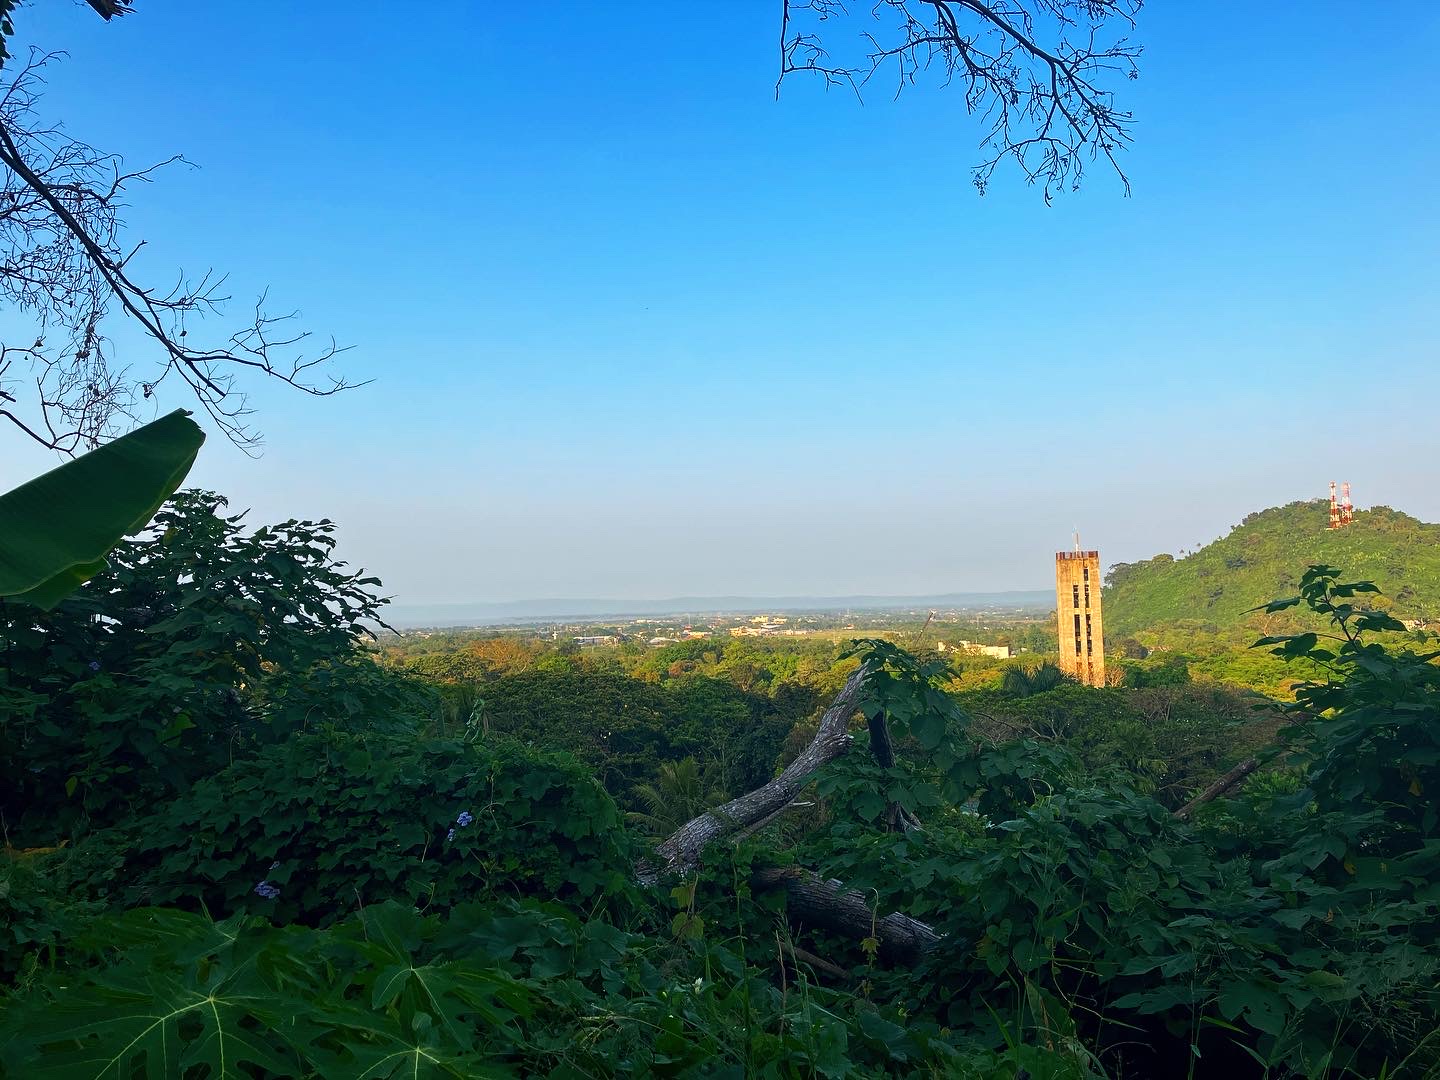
[254,880,280,900]
[87,661,101,672]
[455,810,474,828]
[446,828,457,842]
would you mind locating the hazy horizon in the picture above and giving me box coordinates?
[384,588,1058,628]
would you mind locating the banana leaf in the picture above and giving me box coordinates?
[0,409,205,609]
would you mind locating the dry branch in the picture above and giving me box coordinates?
[778,0,1142,199]
[0,51,351,453]
[782,940,852,982]
[1173,758,1260,821]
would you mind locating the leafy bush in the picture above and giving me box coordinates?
[111,729,636,926]
[798,617,1440,1077]
[0,491,397,843]
[999,660,1074,697]
[960,681,1275,808]
[480,671,793,807]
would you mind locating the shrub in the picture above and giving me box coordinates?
[111,729,636,926]
[0,491,397,843]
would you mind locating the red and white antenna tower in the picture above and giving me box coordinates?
[1328,481,1340,529]
[1341,482,1353,526]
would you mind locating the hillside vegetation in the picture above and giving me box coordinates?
[1105,500,1440,640]
[5,493,1440,1076]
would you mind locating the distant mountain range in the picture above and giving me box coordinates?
[1104,500,1440,638]
[384,590,1054,628]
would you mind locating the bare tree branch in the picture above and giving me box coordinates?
[779,0,1142,200]
[1173,757,1259,821]
[0,50,355,454]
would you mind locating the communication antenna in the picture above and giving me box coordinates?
[1073,528,1081,553]
[1328,481,1341,530]
[1341,482,1353,526]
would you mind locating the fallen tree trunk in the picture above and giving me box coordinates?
[641,662,873,883]
[644,661,1259,965]
[754,866,942,964]
[1173,757,1259,821]
[640,659,947,959]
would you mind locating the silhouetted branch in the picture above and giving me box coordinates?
[0,51,353,453]
[779,0,1142,199]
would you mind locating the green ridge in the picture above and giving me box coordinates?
[1104,499,1440,640]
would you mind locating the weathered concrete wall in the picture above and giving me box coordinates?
[1055,550,1106,687]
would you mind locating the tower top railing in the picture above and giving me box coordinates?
[1056,550,1100,561]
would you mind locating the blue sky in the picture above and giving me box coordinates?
[3,2,1437,604]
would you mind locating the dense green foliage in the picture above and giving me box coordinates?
[0,491,425,844]
[4,493,1438,1078]
[958,682,1276,808]
[115,730,634,925]
[1102,500,1440,697]
[1106,500,1440,637]
[480,671,802,807]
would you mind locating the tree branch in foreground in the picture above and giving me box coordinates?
[779,0,1142,200]
[0,51,354,453]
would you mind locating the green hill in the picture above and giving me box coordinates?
[1104,500,1440,641]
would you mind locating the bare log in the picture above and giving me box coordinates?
[1173,758,1259,821]
[641,659,945,959]
[755,867,941,964]
[642,661,873,882]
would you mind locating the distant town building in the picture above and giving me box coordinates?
[938,640,1012,659]
[1055,545,1106,687]
[574,635,619,647]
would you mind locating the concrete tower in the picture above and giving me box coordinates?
[1055,540,1105,687]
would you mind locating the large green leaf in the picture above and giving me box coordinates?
[0,409,205,609]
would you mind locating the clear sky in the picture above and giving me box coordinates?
[3,2,1437,605]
